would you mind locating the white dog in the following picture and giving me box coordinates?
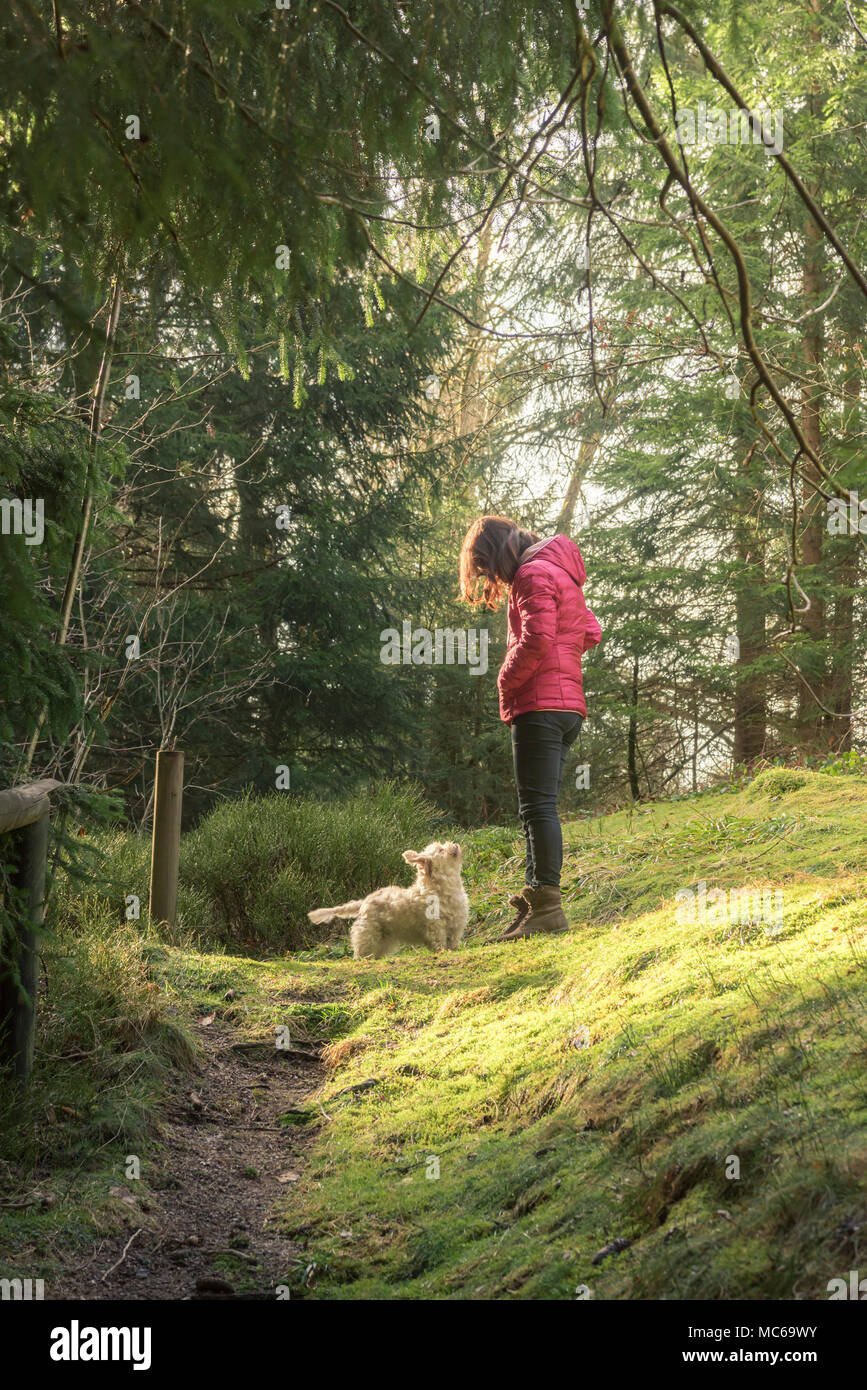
[307,841,469,960]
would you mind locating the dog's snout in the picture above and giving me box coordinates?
[448,841,461,856]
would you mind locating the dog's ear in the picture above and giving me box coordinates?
[403,850,432,874]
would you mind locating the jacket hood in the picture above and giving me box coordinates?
[518,534,586,586]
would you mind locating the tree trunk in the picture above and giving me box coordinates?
[626,653,640,799]
[796,40,828,752]
[827,368,860,751]
[732,581,767,765]
[457,222,494,441]
[555,430,601,535]
[732,413,767,766]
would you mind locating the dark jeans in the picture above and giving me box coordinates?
[511,710,584,888]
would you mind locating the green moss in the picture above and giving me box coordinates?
[747,768,811,797]
[258,774,867,1300]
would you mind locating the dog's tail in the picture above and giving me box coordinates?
[307,899,364,925]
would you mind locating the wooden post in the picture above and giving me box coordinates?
[0,816,50,1081]
[148,750,184,928]
[0,780,58,1084]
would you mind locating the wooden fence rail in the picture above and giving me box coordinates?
[0,779,60,1083]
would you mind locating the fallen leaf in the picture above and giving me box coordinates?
[198,1012,216,1026]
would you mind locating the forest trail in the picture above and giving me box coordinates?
[50,1021,322,1300]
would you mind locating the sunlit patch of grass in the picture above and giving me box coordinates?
[258,774,867,1300]
[321,1036,373,1069]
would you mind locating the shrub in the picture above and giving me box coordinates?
[747,768,810,798]
[818,750,867,777]
[48,828,151,938]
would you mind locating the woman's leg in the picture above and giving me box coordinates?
[511,711,583,888]
[557,712,584,795]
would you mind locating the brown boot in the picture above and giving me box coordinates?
[499,892,531,941]
[503,884,569,939]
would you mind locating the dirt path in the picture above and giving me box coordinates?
[51,1023,322,1300]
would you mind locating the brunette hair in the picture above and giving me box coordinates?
[458,515,540,609]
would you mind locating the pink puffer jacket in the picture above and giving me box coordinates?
[497,535,601,725]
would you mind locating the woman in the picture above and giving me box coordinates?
[459,516,601,940]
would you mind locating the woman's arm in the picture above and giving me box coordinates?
[583,607,602,652]
[497,575,557,694]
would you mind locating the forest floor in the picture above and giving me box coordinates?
[3,767,867,1300]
